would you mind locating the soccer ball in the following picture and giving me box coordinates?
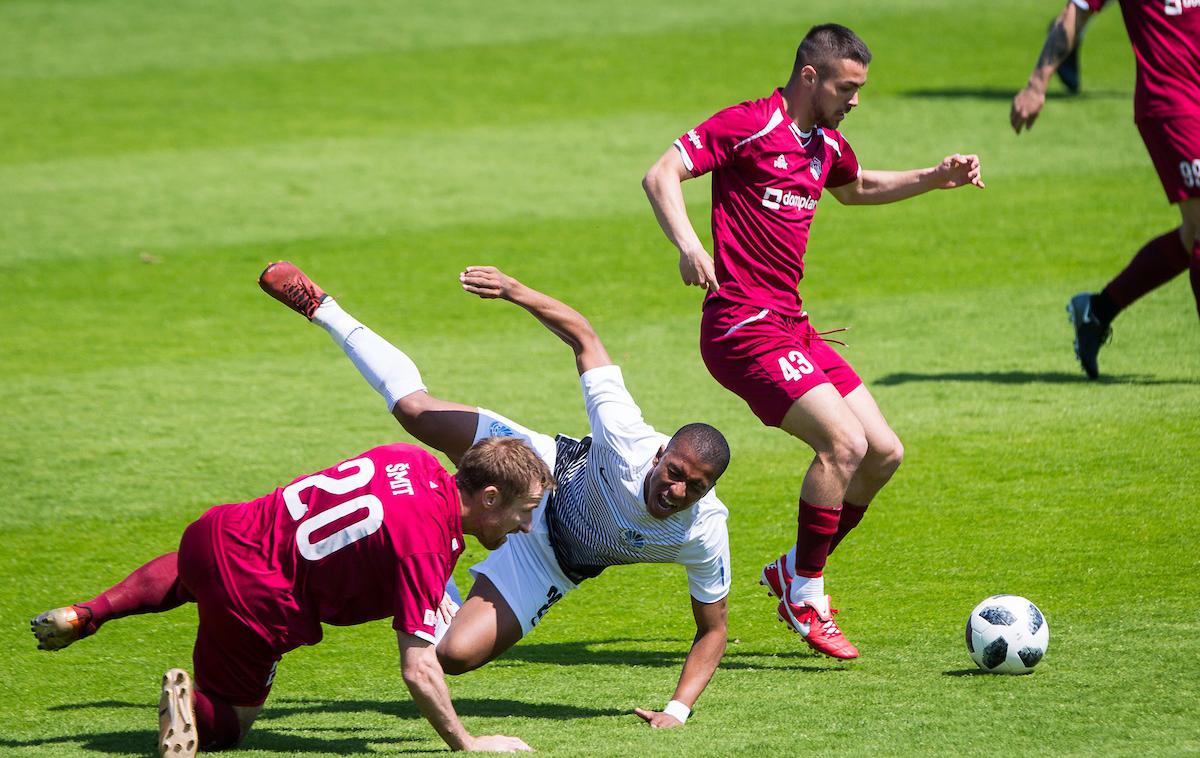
[965,595,1049,674]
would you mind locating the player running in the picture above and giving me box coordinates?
[259,261,732,729]
[642,24,984,659]
[1011,0,1200,379]
[31,437,552,755]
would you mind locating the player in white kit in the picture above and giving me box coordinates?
[260,261,732,729]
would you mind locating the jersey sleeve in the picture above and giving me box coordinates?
[824,132,861,189]
[391,552,450,643]
[676,500,732,603]
[579,365,660,461]
[674,101,762,177]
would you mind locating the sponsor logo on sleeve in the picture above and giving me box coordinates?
[530,586,563,628]
[687,129,703,150]
[385,462,415,496]
[489,421,516,438]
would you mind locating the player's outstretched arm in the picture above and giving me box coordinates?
[642,148,720,292]
[634,596,727,729]
[828,154,984,206]
[460,266,611,376]
[1011,1,1094,134]
[398,633,533,752]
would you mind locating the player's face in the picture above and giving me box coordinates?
[813,58,867,129]
[642,442,719,520]
[477,485,543,549]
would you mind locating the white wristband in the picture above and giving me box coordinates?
[663,700,690,724]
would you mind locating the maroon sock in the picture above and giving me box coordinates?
[1190,239,1200,321]
[194,689,242,751]
[828,501,869,556]
[1103,229,1189,312]
[77,552,187,635]
[794,499,842,578]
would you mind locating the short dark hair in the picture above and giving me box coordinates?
[457,437,555,506]
[668,423,731,480]
[791,23,872,80]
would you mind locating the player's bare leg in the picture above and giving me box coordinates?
[835,385,903,554]
[771,385,865,659]
[436,575,524,675]
[259,261,481,463]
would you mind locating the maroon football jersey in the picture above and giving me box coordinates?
[205,443,463,652]
[1078,0,1200,119]
[675,88,860,317]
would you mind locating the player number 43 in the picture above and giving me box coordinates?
[282,457,384,561]
[778,350,815,382]
[1181,159,1200,189]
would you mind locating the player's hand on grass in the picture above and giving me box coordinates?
[678,246,719,292]
[460,266,519,300]
[633,707,684,729]
[933,153,985,190]
[464,734,534,752]
[1010,86,1044,134]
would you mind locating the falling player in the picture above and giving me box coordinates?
[32,436,551,755]
[259,261,732,729]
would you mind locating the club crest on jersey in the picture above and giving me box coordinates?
[809,157,823,180]
[620,528,646,550]
[773,154,788,170]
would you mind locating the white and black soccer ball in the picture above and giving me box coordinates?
[965,595,1049,674]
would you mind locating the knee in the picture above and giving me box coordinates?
[391,391,434,430]
[869,434,904,477]
[820,429,868,477]
[436,640,483,676]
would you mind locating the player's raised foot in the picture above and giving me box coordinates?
[159,668,198,758]
[777,595,859,660]
[30,605,92,651]
[258,261,328,320]
[1067,292,1111,380]
[759,554,792,600]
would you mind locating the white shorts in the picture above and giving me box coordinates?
[467,408,577,635]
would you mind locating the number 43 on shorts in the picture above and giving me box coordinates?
[777,350,815,382]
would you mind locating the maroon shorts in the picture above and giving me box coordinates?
[700,299,862,427]
[178,507,281,708]
[1137,116,1200,204]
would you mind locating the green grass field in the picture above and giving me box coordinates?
[3,1,1198,755]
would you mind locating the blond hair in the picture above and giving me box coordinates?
[457,437,555,505]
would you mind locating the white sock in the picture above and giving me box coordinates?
[312,298,426,411]
[789,574,826,607]
[785,544,797,576]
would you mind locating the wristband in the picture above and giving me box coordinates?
[663,699,691,724]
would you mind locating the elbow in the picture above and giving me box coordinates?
[641,169,657,198]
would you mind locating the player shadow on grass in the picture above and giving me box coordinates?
[17,696,626,755]
[899,86,1125,101]
[874,370,1200,386]
[492,638,844,673]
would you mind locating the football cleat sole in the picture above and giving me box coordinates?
[159,669,198,758]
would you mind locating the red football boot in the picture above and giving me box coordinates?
[777,594,859,659]
[759,554,792,600]
[259,261,328,320]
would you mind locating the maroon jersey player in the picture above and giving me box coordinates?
[1012,0,1200,379]
[643,24,983,659]
[31,439,551,756]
